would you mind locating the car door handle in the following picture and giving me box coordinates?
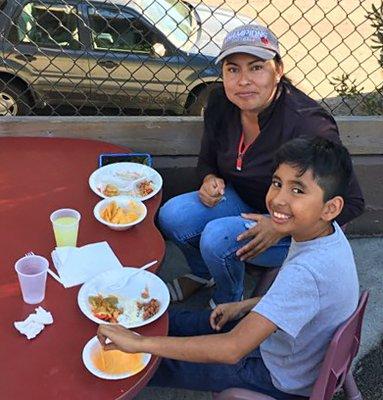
[15,54,37,62]
[98,60,118,69]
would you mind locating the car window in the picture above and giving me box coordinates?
[88,6,154,54]
[139,0,196,50]
[14,2,81,49]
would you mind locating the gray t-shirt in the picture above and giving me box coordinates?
[253,222,359,396]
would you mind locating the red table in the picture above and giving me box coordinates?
[0,137,167,399]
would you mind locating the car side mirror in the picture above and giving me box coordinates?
[152,42,166,57]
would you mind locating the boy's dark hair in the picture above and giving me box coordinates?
[274,136,352,201]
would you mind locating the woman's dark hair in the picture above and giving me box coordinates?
[274,54,292,85]
[274,136,353,201]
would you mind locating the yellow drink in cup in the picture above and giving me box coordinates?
[53,217,79,246]
[50,209,81,247]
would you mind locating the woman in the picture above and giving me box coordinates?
[158,24,364,307]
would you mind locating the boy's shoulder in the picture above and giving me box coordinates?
[285,223,353,271]
[271,224,356,299]
[254,224,358,335]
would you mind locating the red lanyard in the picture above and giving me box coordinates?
[236,132,253,171]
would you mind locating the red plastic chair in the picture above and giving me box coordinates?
[213,290,369,400]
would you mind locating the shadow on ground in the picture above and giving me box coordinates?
[334,339,383,400]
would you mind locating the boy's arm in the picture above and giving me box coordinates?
[97,311,276,365]
[210,297,263,331]
[239,297,263,313]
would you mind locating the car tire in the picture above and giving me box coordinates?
[187,83,222,116]
[0,80,32,116]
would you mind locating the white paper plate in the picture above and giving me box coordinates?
[82,335,151,380]
[78,268,170,329]
[89,162,163,201]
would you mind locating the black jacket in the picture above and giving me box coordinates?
[197,82,364,226]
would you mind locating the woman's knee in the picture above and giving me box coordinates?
[158,192,201,240]
[158,197,185,238]
[200,218,239,260]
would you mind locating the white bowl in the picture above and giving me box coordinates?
[93,196,147,231]
[82,335,151,380]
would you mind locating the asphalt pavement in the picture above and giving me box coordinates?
[136,236,383,400]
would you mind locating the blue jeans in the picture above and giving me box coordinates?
[149,309,298,400]
[158,186,290,303]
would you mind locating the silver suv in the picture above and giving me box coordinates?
[0,0,251,116]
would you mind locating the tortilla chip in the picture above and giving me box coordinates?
[101,201,140,224]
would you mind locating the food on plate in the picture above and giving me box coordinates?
[103,184,120,197]
[91,163,161,202]
[97,171,156,199]
[88,290,161,324]
[100,201,140,224]
[141,285,149,299]
[88,294,123,323]
[117,298,143,325]
[92,348,145,375]
[137,298,160,320]
[136,180,154,197]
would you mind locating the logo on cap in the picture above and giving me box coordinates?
[215,24,280,64]
[261,36,269,46]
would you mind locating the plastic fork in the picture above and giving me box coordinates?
[109,260,158,291]
[25,251,62,284]
[117,176,147,193]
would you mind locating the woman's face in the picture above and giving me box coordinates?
[222,53,283,113]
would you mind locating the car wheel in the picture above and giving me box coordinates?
[187,83,221,116]
[0,81,31,116]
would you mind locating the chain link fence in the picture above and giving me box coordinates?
[0,0,381,117]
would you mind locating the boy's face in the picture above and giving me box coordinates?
[266,163,342,241]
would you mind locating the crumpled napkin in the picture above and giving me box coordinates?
[14,307,53,340]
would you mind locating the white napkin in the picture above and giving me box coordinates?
[51,241,123,288]
[14,307,53,340]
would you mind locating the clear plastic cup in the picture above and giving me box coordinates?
[50,208,81,247]
[15,255,48,304]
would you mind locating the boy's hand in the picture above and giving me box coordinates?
[199,175,225,207]
[236,214,284,261]
[97,324,143,353]
[210,302,243,331]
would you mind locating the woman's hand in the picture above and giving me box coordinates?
[236,214,284,261]
[97,324,143,353]
[198,175,225,207]
[210,302,243,331]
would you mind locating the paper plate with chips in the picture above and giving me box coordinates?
[89,162,162,201]
[93,196,147,231]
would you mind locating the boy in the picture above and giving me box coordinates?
[97,137,360,399]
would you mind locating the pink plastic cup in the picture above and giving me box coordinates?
[15,255,48,304]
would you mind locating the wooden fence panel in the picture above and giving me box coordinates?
[0,116,382,155]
